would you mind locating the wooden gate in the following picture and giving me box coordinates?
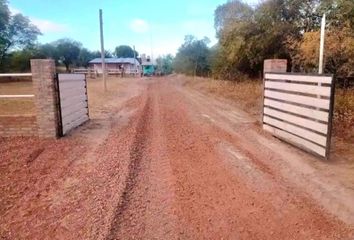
[56,73,89,136]
[262,73,335,158]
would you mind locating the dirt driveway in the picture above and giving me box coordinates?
[1,76,354,239]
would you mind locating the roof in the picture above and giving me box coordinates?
[89,58,140,65]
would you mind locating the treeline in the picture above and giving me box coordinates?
[0,0,142,72]
[173,0,354,81]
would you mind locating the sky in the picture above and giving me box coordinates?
[8,0,258,58]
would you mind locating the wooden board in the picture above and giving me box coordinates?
[265,73,332,84]
[58,73,85,82]
[263,107,328,134]
[58,73,89,136]
[264,99,329,122]
[263,125,326,156]
[263,116,327,146]
[61,102,88,118]
[265,81,331,97]
[262,73,334,158]
[63,115,89,135]
[59,81,86,91]
[264,90,330,109]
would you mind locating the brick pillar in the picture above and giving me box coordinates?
[30,59,59,138]
[263,59,287,74]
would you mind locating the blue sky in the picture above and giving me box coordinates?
[8,0,258,57]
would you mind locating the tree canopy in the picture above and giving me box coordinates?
[0,0,41,71]
[114,45,138,58]
[210,0,354,80]
[173,35,211,77]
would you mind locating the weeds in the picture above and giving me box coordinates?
[184,76,354,143]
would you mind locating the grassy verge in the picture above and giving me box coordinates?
[183,76,354,147]
[0,81,34,115]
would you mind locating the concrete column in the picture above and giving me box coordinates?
[30,59,59,138]
[263,59,287,75]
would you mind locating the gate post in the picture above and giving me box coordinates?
[30,59,59,138]
[263,59,287,75]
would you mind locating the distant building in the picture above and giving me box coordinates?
[140,54,155,76]
[89,58,140,74]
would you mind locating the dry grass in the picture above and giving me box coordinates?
[334,89,354,141]
[0,81,35,115]
[183,76,263,118]
[183,76,354,144]
[0,76,128,116]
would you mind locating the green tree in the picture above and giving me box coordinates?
[0,1,41,71]
[77,48,94,68]
[156,54,174,75]
[114,45,138,58]
[52,38,81,72]
[173,35,211,76]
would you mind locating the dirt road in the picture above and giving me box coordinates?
[1,76,354,239]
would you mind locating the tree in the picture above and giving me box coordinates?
[0,0,10,32]
[0,1,41,71]
[77,48,94,68]
[156,54,174,75]
[114,45,138,58]
[173,36,211,77]
[53,38,81,72]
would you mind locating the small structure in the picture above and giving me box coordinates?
[141,54,155,76]
[89,58,140,75]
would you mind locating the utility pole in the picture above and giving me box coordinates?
[319,14,326,74]
[99,9,107,91]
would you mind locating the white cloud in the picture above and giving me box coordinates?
[30,18,69,33]
[130,19,149,33]
[9,5,69,33]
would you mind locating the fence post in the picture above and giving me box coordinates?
[30,59,59,138]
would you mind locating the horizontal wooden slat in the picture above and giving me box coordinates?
[63,115,89,135]
[0,73,32,77]
[263,124,326,157]
[265,81,331,97]
[62,108,88,125]
[61,101,88,118]
[59,81,86,91]
[264,99,329,122]
[0,94,34,98]
[264,90,330,109]
[60,95,87,109]
[264,107,328,134]
[60,88,86,99]
[265,73,332,84]
[263,116,327,146]
[58,73,85,82]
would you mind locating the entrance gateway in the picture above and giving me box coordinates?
[262,72,335,159]
[55,73,89,136]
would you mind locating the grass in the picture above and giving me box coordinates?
[183,76,354,144]
[0,76,127,116]
[0,81,35,115]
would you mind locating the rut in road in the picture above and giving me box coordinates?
[105,79,353,240]
[106,83,178,239]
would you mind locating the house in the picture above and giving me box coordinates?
[89,58,141,75]
[140,54,155,76]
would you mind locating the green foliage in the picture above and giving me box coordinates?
[0,0,10,32]
[0,0,41,71]
[52,38,81,72]
[114,45,138,58]
[156,54,174,75]
[173,35,211,76]
[210,0,353,80]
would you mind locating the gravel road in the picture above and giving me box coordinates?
[1,77,353,239]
